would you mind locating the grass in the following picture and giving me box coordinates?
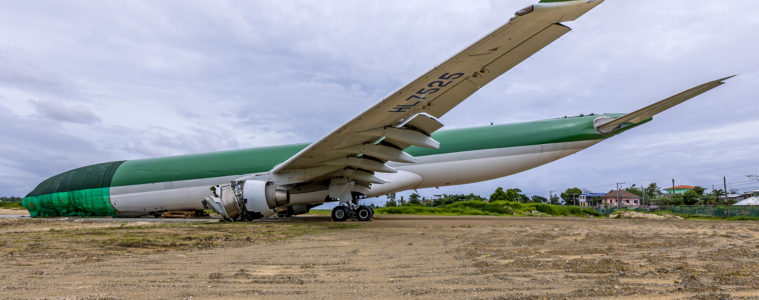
[0,201,24,209]
[604,209,759,221]
[647,210,759,221]
[374,200,600,217]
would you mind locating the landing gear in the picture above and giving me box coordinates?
[330,204,374,222]
[331,206,349,222]
[356,206,372,221]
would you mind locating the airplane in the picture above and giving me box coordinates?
[22,0,732,222]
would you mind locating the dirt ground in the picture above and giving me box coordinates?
[0,208,28,215]
[1,215,759,299]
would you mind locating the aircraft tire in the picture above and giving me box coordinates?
[332,206,349,222]
[356,206,372,222]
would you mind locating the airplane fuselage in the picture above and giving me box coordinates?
[22,113,640,217]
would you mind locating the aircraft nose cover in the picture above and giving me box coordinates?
[22,161,125,217]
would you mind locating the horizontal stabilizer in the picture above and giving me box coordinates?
[596,75,735,134]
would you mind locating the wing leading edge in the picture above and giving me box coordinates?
[271,1,605,191]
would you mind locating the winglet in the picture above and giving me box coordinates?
[595,75,735,135]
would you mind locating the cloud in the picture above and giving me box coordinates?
[0,0,757,199]
[34,100,101,124]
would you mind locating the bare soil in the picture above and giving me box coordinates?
[1,215,758,299]
[0,208,27,215]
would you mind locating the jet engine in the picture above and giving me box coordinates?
[203,180,289,221]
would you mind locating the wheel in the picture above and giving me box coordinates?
[331,206,349,222]
[369,206,375,218]
[356,206,372,222]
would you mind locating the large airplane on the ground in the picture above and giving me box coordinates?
[23,0,731,221]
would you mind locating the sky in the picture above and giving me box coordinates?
[1,0,758,204]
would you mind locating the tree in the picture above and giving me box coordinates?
[643,183,662,201]
[625,184,643,196]
[692,186,705,196]
[505,188,529,203]
[407,193,422,206]
[384,193,397,207]
[490,187,508,201]
[669,194,684,206]
[531,195,547,203]
[432,193,484,207]
[560,187,582,205]
[710,189,726,205]
[549,194,561,205]
[490,187,528,202]
[683,190,700,205]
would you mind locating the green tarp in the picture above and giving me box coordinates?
[23,187,117,217]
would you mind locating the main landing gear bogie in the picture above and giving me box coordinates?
[331,205,373,222]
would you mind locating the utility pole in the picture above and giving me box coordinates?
[723,176,728,204]
[641,183,645,208]
[616,182,625,210]
[724,176,729,218]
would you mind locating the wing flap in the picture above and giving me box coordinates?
[402,113,444,136]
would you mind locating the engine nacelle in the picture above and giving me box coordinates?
[204,180,289,221]
[242,180,290,215]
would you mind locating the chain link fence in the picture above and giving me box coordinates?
[593,205,759,218]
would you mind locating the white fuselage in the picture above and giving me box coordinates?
[109,140,598,216]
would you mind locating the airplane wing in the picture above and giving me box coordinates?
[270,1,604,192]
[594,75,736,134]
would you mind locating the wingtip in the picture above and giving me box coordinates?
[718,75,737,82]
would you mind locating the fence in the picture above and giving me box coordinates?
[593,205,759,218]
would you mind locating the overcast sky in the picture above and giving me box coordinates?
[1,0,758,202]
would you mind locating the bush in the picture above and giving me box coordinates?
[0,201,24,209]
[374,200,599,218]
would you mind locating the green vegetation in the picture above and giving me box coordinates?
[560,187,583,205]
[651,207,759,220]
[375,200,599,217]
[0,201,24,209]
[311,182,756,220]
[625,209,759,221]
[307,188,602,218]
[660,212,759,221]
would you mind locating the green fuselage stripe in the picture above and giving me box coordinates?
[110,144,306,187]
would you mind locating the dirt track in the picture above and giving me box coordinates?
[1,215,759,299]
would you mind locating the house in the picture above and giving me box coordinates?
[663,185,695,195]
[601,190,641,208]
[734,197,759,206]
[728,193,748,202]
[578,193,606,207]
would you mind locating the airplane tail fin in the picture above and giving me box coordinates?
[594,75,735,135]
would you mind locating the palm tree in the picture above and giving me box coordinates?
[710,189,726,205]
